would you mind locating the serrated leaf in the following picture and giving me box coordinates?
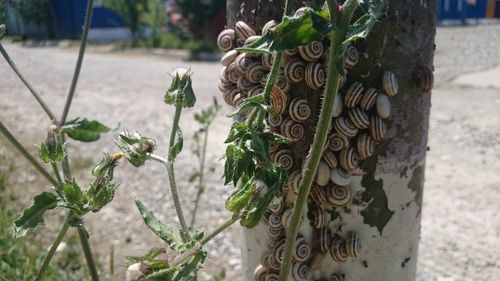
[62,180,85,208]
[61,118,111,142]
[37,143,50,163]
[249,135,267,160]
[224,122,248,143]
[136,200,183,250]
[170,126,183,160]
[228,94,267,117]
[172,251,207,281]
[12,192,59,238]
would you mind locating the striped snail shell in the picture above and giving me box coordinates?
[232,92,247,107]
[248,85,264,97]
[326,185,351,207]
[269,86,288,116]
[268,212,283,228]
[268,141,280,154]
[344,82,364,108]
[330,167,351,186]
[294,6,313,16]
[244,35,261,46]
[237,77,254,92]
[266,250,282,270]
[220,66,231,84]
[322,149,338,168]
[222,87,239,106]
[344,45,359,69]
[267,114,283,127]
[284,58,306,83]
[330,273,346,281]
[305,63,325,90]
[309,206,328,228]
[346,231,361,258]
[260,250,271,267]
[282,208,302,229]
[289,98,311,123]
[217,29,235,52]
[221,49,238,66]
[330,238,349,263]
[235,53,254,75]
[299,41,323,62]
[382,70,398,96]
[275,73,290,93]
[268,225,284,239]
[262,20,278,36]
[280,118,304,141]
[261,53,274,69]
[262,210,272,225]
[360,87,378,111]
[309,184,328,205]
[235,21,256,40]
[376,93,391,119]
[273,149,294,170]
[269,196,284,213]
[328,133,350,152]
[287,170,301,195]
[333,116,358,138]
[416,64,434,94]
[265,270,280,281]
[339,147,359,171]
[254,264,268,281]
[294,236,312,262]
[292,262,310,281]
[273,239,286,262]
[218,79,234,93]
[347,107,370,129]
[315,160,330,186]
[357,133,375,159]
[315,227,331,253]
[227,62,241,83]
[332,92,344,118]
[370,116,386,141]
[246,62,267,83]
[284,47,298,56]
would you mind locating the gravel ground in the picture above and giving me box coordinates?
[1,24,499,280]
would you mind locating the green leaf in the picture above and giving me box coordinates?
[136,200,183,249]
[225,176,253,212]
[37,143,50,164]
[172,251,207,281]
[170,126,183,160]
[61,118,111,142]
[188,172,200,183]
[224,122,248,143]
[62,180,85,209]
[165,69,197,108]
[249,135,267,160]
[343,14,376,45]
[237,9,333,54]
[12,192,59,238]
[228,94,267,117]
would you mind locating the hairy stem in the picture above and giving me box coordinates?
[0,44,58,124]
[190,126,210,227]
[59,0,95,125]
[78,226,100,281]
[51,162,63,186]
[278,1,358,280]
[0,121,58,186]
[34,219,70,281]
[59,134,72,181]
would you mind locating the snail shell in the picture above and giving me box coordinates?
[227,62,241,83]
[370,116,386,141]
[315,160,330,186]
[269,196,284,213]
[248,85,264,97]
[294,236,312,262]
[260,250,271,267]
[382,70,398,96]
[235,21,256,40]
[344,82,364,108]
[269,86,288,116]
[266,250,282,270]
[315,227,331,253]
[284,47,298,56]
[309,184,328,205]
[333,116,358,138]
[267,114,283,127]
[376,93,391,119]
[268,212,283,228]
[294,6,313,16]
[292,262,310,281]
[237,77,254,92]
[339,147,359,171]
[275,73,290,93]
[269,141,280,154]
[268,225,283,239]
[305,63,325,90]
[330,273,346,281]
[254,264,268,281]
[360,87,378,111]
[328,133,350,151]
[244,35,261,46]
[217,29,235,52]
[330,167,351,186]
[282,208,302,229]
[235,53,254,75]
[332,92,344,118]
[218,80,234,94]
[347,108,370,129]
[232,92,247,107]
[357,133,375,159]
[322,149,338,168]
[273,149,293,170]
[261,53,274,69]
[326,185,351,207]
[416,64,434,93]
[222,87,239,106]
[246,62,267,83]
[346,231,361,258]
[330,238,349,263]
[221,49,238,66]
[287,170,301,195]
[344,45,359,69]
[284,58,306,83]
[309,206,328,228]
[280,118,304,141]
[289,98,311,123]
[262,20,278,36]
[299,41,323,62]
[273,239,286,262]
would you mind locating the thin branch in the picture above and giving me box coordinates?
[190,126,210,227]
[78,226,101,281]
[34,218,70,281]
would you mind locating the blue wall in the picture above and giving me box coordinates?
[437,0,488,21]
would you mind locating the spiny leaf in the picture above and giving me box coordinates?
[228,94,267,117]
[12,192,59,238]
[172,251,207,281]
[62,118,111,142]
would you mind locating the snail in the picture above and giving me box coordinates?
[244,35,261,46]
[330,273,346,281]
[227,62,241,83]
[369,116,386,141]
[376,93,391,119]
[347,107,370,129]
[269,196,284,213]
[309,184,328,205]
[275,73,290,93]
[315,227,331,253]
[328,133,350,151]
[382,70,398,96]
[284,58,306,83]
[268,212,283,228]
[289,98,311,123]
[235,53,254,75]
[246,62,267,83]
[262,20,278,36]
[280,118,305,141]
[416,64,434,93]
[332,92,344,118]
[292,262,310,281]
[237,76,255,93]
[294,6,313,17]
[232,92,247,107]
[299,41,323,62]
[360,87,378,111]
[282,208,302,229]
[305,62,325,90]
[217,29,235,52]
[221,49,239,66]
[315,160,330,186]
[248,85,264,97]
[344,45,359,69]
[235,21,256,40]
[346,231,361,258]
[344,82,364,108]
[330,167,351,186]
[284,47,299,56]
[268,225,284,239]
[273,149,294,170]
[254,264,268,281]
[294,236,312,262]
[357,133,375,159]
[329,238,349,263]
[287,170,301,195]
[273,238,286,262]
[309,206,328,228]
[333,116,358,138]
[339,147,359,171]
[267,114,283,127]
[222,87,239,106]
[326,184,351,207]
[322,149,338,169]
[269,86,288,116]
[261,53,274,69]
[266,250,282,270]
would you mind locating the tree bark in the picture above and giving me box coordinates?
[226,0,436,280]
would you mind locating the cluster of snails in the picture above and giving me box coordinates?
[217,5,405,280]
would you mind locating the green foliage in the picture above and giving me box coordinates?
[61,118,111,143]
[37,131,65,163]
[116,131,156,167]
[170,126,184,160]
[164,68,196,108]
[12,192,59,238]
[136,200,183,249]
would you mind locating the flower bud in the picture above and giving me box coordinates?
[115,130,156,167]
[164,67,196,108]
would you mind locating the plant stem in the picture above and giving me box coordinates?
[0,121,58,186]
[34,219,70,281]
[190,126,209,228]
[78,226,100,281]
[59,0,94,125]
[51,162,63,186]
[0,44,58,124]
[59,134,72,181]
[262,52,283,102]
[199,214,239,246]
[278,1,358,280]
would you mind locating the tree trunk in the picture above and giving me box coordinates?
[225,1,436,280]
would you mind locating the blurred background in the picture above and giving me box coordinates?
[0,0,499,280]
